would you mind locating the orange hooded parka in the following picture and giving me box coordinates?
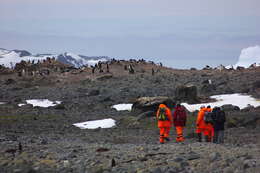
[156,104,173,128]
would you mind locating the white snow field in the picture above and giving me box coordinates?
[0,50,49,68]
[62,53,107,68]
[111,104,133,111]
[24,99,61,108]
[73,118,116,129]
[182,93,260,112]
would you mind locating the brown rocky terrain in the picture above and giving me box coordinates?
[0,59,260,173]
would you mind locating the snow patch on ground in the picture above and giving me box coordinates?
[24,99,61,107]
[234,45,260,68]
[87,58,107,66]
[0,102,5,105]
[111,104,133,111]
[73,118,116,129]
[182,93,260,112]
[225,65,234,69]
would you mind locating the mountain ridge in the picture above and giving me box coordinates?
[0,48,110,68]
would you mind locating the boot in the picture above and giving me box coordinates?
[165,137,170,141]
[197,133,202,142]
[206,136,212,142]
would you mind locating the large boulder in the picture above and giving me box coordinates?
[132,96,175,113]
[226,112,260,128]
[174,85,199,104]
[221,104,240,112]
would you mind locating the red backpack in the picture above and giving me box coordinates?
[175,107,187,122]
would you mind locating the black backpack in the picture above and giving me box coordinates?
[204,111,213,124]
[158,107,168,121]
[216,111,226,123]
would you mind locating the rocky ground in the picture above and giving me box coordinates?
[0,60,260,172]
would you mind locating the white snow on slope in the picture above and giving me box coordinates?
[0,48,108,68]
[87,58,108,66]
[63,53,108,68]
[112,104,133,111]
[25,99,61,108]
[73,118,116,129]
[0,50,50,68]
[234,45,260,68]
[0,49,11,55]
[64,52,88,68]
[182,93,260,112]
[66,52,82,61]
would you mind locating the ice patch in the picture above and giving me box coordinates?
[111,104,133,111]
[73,118,116,129]
[25,99,61,108]
[182,93,260,112]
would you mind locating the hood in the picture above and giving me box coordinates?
[159,104,167,108]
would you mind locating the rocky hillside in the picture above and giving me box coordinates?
[0,58,260,173]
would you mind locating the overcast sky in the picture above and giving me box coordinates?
[0,0,260,68]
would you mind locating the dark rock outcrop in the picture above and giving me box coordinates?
[4,79,16,85]
[227,112,260,128]
[200,84,216,96]
[221,104,240,112]
[132,96,175,113]
[174,85,199,104]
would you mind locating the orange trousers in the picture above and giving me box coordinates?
[176,126,184,142]
[196,127,204,134]
[159,127,170,143]
[204,124,214,141]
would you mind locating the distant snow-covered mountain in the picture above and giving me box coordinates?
[0,48,109,68]
[57,52,108,68]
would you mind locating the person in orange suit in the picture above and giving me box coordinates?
[196,105,207,142]
[156,104,173,144]
[173,104,187,142]
[204,105,214,142]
